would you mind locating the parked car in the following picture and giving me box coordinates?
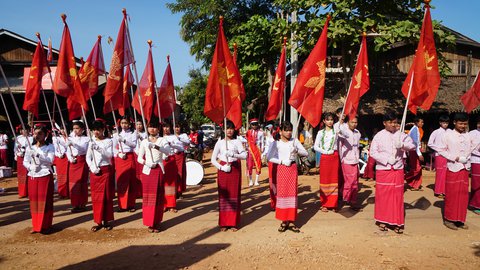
[200,124,220,139]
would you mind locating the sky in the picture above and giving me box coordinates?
[1,0,479,87]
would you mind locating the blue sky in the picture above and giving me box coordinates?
[1,0,479,86]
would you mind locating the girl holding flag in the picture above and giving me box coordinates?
[86,119,115,232]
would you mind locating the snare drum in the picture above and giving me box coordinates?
[186,160,204,185]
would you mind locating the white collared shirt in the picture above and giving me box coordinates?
[23,143,55,177]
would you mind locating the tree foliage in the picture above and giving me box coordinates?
[168,0,457,121]
[177,68,209,125]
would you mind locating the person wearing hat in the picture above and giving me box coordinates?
[246,118,264,186]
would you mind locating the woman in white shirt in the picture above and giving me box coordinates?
[267,121,308,233]
[23,124,55,234]
[211,120,247,232]
[86,120,114,232]
[65,120,90,212]
[14,125,32,198]
[313,112,340,212]
[114,116,139,212]
[137,120,170,233]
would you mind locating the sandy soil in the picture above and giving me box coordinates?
[1,153,479,270]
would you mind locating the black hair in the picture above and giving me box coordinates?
[32,125,51,145]
[280,121,293,131]
[221,120,238,139]
[335,107,343,114]
[322,112,335,121]
[414,117,423,124]
[91,120,108,138]
[72,120,85,129]
[344,115,358,123]
[148,117,160,129]
[439,114,450,123]
[383,111,397,122]
[163,119,173,131]
[453,112,468,122]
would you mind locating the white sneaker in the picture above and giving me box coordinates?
[254,181,259,186]
[248,180,253,187]
[254,175,260,186]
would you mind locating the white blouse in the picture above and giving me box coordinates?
[23,143,55,177]
[14,135,33,159]
[137,137,171,175]
[52,135,68,157]
[314,128,337,154]
[211,138,247,170]
[113,129,137,154]
[86,138,113,172]
[267,138,308,164]
[65,135,90,161]
[163,134,187,155]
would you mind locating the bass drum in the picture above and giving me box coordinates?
[186,160,204,186]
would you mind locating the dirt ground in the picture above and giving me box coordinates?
[1,153,479,270]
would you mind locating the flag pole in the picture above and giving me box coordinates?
[149,40,162,124]
[168,55,177,130]
[339,33,365,125]
[221,83,229,163]
[79,56,97,119]
[80,106,98,166]
[0,64,37,164]
[123,8,147,131]
[0,82,20,155]
[400,72,415,133]
[281,37,287,124]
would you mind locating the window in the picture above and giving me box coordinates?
[458,60,466,74]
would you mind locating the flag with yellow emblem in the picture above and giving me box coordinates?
[23,39,48,118]
[401,3,440,114]
[204,16,243,125]
[155,56,176,119]
[265,37,287,121]
[132,46,156,122]
[288,15,330,127]
[343,35,369,120]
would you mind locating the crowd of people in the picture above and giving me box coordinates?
[3,109,480,235]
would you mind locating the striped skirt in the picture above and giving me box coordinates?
[319,152,339,209]
[275,163,298,222]
[28,174,54,232]
[217,160,241,227]
[142,166,164,227]
[90,165,115,224]
[69,155,88,207]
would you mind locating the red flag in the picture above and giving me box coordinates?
[79,36,106,98]
[265,38,287,121]
[226,43,245,130]
[204,17,243,125]
[288,16,330,127]
[154,56,176,119]
[343,35,370,120]
[132,46,156,123]
[23,38,48,118]
[103,9,134,114]
[401,4,440,114]
[461,71,480,113]
[53,15,88,120]
[119,65,133,116]
[47,38,53,63]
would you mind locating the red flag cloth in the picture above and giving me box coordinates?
[119,65,133,116]
[53,17,88,120]
[132,48,156,123]
[154,57,176,119]
[288,16,330,127]
[23,40,48,118]
[226,43,245,130]
[204,17,243,125]
[47,38,53,63]
[265,39,287,121]
[343,35,370,120]
[401,5,440,114]
[461,71,480,113]
[79,36,106,98]
[103,11,134,114]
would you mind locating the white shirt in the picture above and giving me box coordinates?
[338,125,362,165]
[163,134,187,155]
[263,134,275,156]
[0,134,8,150]
[314,128,337,154]
[428,127,447,156]
[470,129,480,164]
[176,133,191,150]
[137,137,170,175]
[23,143,55,177]
[437,129,476,172]
[267,138,308,164]
[52,135,68,157]
[211,138,247,170]
[86,138,113,173]
[134,131,147,154]
[65,135,90,162]
[113,129,137,154]
[14,135,33,159]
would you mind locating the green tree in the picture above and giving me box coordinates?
[178,68,210,125]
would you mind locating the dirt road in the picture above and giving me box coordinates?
[1,155,479,269]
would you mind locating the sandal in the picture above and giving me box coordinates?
[378,223,388,231]
[230,227,238,232]
[320,207,329,213]
[220,227,228,232]
[278,222,288,232]
[289,225,301,233]
[91,225,103,232]
[393,227,404,234]
[169,208,178,213]
[148,227,155,233]
[103,223,113,231]
[128,208,137,213]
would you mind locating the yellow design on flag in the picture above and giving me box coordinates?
[303,60,326,94]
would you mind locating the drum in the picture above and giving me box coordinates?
[186,160,204,186]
